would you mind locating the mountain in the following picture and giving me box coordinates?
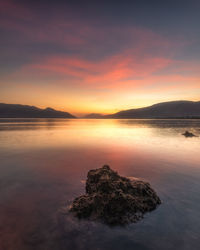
[83,113,104,119]
[105,101,200,119]
[0,103,76,118]
[1,101,199,119]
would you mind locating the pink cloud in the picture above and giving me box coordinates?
[13,52,171,87]
[1,0,198,98]
[6,49,199,98]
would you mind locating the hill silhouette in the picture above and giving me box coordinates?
[0,103,76,118]
[105,101,200,119]
[1,101,200,119]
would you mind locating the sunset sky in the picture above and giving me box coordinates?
[0,0,200,115]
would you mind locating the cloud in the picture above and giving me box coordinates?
[0,0,199,114]
[5,49,200,97]
[6,52,172,89]
[0,0,179,56]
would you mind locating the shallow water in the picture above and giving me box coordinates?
[0,118,200,250]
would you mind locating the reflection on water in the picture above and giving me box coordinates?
[0,119,200,250]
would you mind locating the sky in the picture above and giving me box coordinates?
[0,0,200,116]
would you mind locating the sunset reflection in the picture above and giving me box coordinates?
[0,119,200,249]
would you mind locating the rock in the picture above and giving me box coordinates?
[182,130,196,137]
[70,165,161,225]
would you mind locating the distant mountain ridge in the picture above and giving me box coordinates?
[105,101,200,119]
[1,101,200,119]
[0,103,76,118]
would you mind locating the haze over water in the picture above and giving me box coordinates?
[0,118,200,250]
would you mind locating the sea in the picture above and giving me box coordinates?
[0,118,200,250]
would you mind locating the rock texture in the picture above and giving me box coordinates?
[70,165,161,225]
[182,131,196,137]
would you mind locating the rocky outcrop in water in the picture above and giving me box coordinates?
[70,165,161,225]
[182,131,196,137]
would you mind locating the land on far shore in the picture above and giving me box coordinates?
[0,103,76,118]
[0,100,200,119]
[84,101,200,119]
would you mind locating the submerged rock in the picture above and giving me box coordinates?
[70,165,161,225]
[182,130,196,137]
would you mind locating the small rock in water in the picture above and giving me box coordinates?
[182,130,196,137]
[69,165,161,225]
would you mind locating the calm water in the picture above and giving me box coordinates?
[0,119,200,250]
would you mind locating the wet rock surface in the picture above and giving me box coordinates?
[70,165,161,225]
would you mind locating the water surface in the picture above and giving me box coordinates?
[0,119,200,250]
